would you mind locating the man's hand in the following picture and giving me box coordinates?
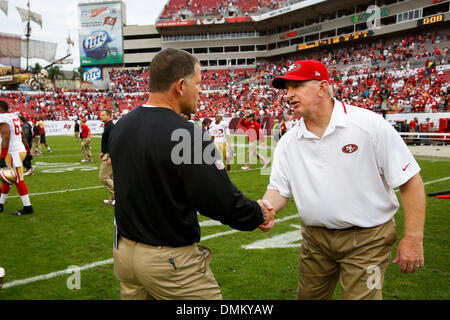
[0,158,6,168]
[257,199,276,232]
[392,236,424,273]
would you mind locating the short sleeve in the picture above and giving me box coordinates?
[374,118,421,188]
[267,143,292,198]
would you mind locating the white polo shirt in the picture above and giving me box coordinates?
[268,100,420,229]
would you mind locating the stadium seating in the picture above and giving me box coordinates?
[158,0,294,20]
[1,31,448,121]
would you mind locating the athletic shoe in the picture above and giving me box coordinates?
[104,199,115,206]
[241,166,250,170]
[0,203,3,213]
[0,266,4,290]
[24,167,35,176]
[46,150,52,153]
[263,159,271,168]
[12,206,34,216]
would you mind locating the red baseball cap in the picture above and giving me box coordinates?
[272,60,330,89]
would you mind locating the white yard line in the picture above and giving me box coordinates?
[2,176,449,289]
[9,169,262,199]
[8,186,104,199]
[2,259,113,289]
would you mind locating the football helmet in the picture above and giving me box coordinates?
[0,167,17,185]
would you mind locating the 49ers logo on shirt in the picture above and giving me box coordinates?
[342,144,358,154]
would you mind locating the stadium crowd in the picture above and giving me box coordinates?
[0,32,448,122]
[158,0,289,21]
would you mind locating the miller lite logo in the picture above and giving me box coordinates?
[288,63,301,73]
[342,144,358,154]
[83,31,109,51]
[83,68,102,82]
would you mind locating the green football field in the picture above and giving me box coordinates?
[0,135,448,300]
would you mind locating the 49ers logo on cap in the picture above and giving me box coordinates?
[342,144,358,154]
[288,63,301,72]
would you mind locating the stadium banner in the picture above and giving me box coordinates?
[436,64,450,72]
[78,2,124,66]
[386,113,450,127]
[253,0,326,21]
[43,120,106,136]
[156,16,254,28]
[82,67,103,82]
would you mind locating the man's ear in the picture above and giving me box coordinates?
[318,80,329,97]
[174,78,185,97]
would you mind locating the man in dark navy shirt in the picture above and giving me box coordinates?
[99,109,114,205]
[110,48,275,300]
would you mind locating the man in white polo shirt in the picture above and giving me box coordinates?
[264,60,426,300]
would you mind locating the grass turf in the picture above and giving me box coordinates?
[0,136,448,300]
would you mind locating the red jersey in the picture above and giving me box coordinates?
[80,124,90,139]
[240,118,264,143]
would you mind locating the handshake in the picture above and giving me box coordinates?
[257,200,276,232]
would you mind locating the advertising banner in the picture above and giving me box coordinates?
[43,120,106,136]
[82,67,103,82]
[78,2,124,66]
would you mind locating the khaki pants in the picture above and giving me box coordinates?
[81,138,92,161]
[113,236,222,300]
[99,153,114,199]
[297,218,397,300]
[214,141,227,159]
[31,136,42,155]
[248,140,267,165]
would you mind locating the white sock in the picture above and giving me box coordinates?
[20,195,31,207]
[47,147,51,151]
[0,193,7,204]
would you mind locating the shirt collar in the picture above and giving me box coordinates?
[296,99,348,140]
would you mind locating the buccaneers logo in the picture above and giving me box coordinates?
[342,144,358,154]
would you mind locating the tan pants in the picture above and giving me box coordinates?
[214,141,227,159]
[81,138,92,161]
[99,154,114,199]
[113,236,222,300]
[248,140,267,165]
[297,218,397,300]
[31,136,42,155]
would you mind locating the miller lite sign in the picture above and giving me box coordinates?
[83,67,103,82]
[78,2,124,66]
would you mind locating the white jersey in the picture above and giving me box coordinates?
[209,121,229,143]
[0,113,26,153]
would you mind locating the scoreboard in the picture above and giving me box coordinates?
[417,14,444,26]
[298,30,374,51]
